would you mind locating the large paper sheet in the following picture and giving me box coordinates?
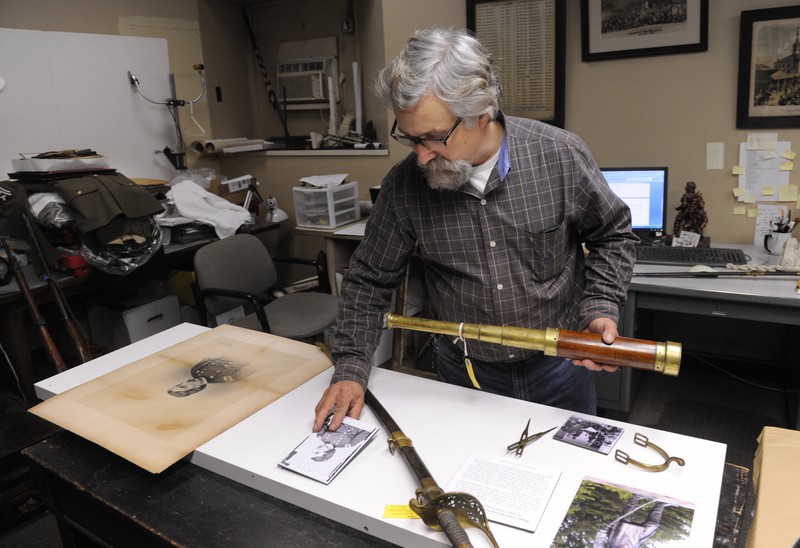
[29,324,331,473]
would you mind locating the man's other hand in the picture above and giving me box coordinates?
[571,317,620,372]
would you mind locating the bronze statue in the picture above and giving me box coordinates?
[674,182,708,236]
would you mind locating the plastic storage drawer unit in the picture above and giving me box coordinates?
[293,181,359,228]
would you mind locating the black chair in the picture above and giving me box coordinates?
[193,233,338,340]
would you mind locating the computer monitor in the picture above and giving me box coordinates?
[600,167,668,240]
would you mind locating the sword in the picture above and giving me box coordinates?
[365,389,498,548]
[385,313,682,376]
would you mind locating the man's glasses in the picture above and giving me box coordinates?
[390,117,463,149]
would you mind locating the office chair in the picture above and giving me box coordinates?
[193,233,339,340]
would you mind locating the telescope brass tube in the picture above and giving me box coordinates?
[385,313,681,376]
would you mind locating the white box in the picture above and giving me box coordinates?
[88,295,181,350]
[293,181,359,228]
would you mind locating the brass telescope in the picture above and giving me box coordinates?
[385,313,681,376]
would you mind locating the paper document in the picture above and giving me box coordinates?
[333,222,366,237]
[447,451,560,532]
[299,173,349,188]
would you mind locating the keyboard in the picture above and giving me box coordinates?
[635,245,748,266]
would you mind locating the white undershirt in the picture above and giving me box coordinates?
[469,147,502,193]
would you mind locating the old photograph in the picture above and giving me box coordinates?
[553,415,624,455]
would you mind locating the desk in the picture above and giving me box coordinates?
[609,244,800,419]
[33,324,728,547]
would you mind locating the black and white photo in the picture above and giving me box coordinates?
[553,415,624,455]
[582,0,708,61]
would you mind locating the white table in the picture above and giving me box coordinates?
[36,323,727,547]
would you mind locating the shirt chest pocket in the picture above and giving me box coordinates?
[524,221,567,282]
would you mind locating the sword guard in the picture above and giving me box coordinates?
[411,491,499,548]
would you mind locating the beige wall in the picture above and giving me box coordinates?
[4,0,799,257]
[566,0,800,245]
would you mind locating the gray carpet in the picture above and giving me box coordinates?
[651,398,781,467]
[611,355,794,470]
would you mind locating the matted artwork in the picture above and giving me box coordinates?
[551,477,695,547]
[29,324,332,473]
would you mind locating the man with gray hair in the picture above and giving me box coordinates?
[314,27,636,433]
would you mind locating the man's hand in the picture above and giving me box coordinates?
[571,317,620,372]
[313,380,365,432]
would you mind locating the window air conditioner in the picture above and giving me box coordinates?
[276,56,338,110]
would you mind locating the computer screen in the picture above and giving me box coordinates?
[600,167,668,239]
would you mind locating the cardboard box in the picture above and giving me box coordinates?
[89,294,181,350]
[746,426,800,547]
[209,178,248,205]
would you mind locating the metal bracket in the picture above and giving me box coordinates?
[615,433,685,472]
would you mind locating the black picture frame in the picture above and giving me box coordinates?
[466,0,565,128]
[736,6,800,129]
[581,0,708,62]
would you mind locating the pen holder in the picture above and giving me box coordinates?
[764,231,792,256]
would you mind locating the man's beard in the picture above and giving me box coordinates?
[423,157,472,190]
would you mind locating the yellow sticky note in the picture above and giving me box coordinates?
[732,165,744,175]
[762,186,775,195]
[747,208,759,218]
[383,505,420,519]
[733,205,747,215]
[780,161,793,171]
[780,184,798,202]
[784,150,797,160]
[743,194,756,203]
[732,187,746,197]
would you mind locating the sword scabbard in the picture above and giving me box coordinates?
[365,390,498,548]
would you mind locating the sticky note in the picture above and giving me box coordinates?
[762,186,775,195]
[747,208,759,218]
[383,505,420,519]
[780,161,793,171]
[784,150,797,160]
[763,150,777,160]
[732,165,744,175]
[780,184,798,202]
[743,194,756,203]
[733,205,747,215]
[732,187,746,197]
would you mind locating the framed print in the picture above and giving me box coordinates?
[736,6,800,129]
[581,0,708,61]
[467,0,565,128]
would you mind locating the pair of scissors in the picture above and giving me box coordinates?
[506,419,556,456]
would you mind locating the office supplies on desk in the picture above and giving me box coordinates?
[635,245,748,266]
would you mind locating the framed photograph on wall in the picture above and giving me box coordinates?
[736,6,800,129]
[467,0,565,128]
[581,0,708,61]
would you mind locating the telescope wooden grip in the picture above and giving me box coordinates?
[556,330,662,371]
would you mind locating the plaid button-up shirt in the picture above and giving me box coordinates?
[331,115,637,388]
